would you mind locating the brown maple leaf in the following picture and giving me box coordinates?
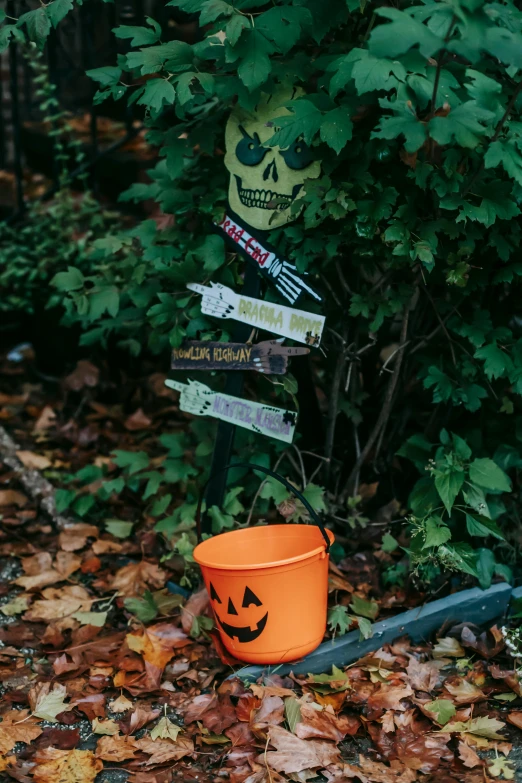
[458,741,482,769]
[250,695,285,733]
[295,703,359,741]
[71,693,106,720]
[23,585,92,622]
[180,587,209,634]
[0,710,43,754]
[119,705,161,735]
[406,656,441,692]
[32,748,102,783]
[15,552,82,591]
[58,524,99,552]
[95,734,139,762]
[367,685,414,712]
[110,560,167,597]
[135,736,194,765]
[121,623,189,692]
[260,725,341,774]
[182,692,237,734]
[356,755,418,782]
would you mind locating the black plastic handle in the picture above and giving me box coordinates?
[196,462,331,553]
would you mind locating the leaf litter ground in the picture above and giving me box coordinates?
[1,355,522,783]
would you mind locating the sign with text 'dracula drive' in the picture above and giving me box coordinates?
[187,282,325,347]
[165,379,297,443]
[171,340,309,375]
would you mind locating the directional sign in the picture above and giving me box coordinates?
[171,340,309,374]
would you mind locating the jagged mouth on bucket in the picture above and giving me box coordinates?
[216,611,268,643]
[235,176,301,210]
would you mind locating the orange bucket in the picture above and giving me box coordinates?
[193,463,334,664]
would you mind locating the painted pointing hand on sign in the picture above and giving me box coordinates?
[187,283,325,347]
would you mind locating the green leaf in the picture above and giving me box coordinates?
[55,489,76,514]
[113,18,161,46]
[320,107,353,153]
[256,6,312,54]
[137,78,176,113]
[18,8,51,44]
[284,697,301,734]
[89,287,119,319]
[349,595,379,620]
[302,483,326,513]
[425,699,456,726]
[327,605,352,635]
[465,513,505,541]
[476,547,496,590]
[369,8,443,59]
[397,433,433,471]
[408,477,440,516]
[47,0,73,28]
[259,476,291,505]
[434,469,464,514]
[124,590,158,623]
[226,14,250,46]
[199,0,234,25]
[423,517,452,548]
[112,450,149,475]
[372,99,427,153]
[195,234,225,272]
[51,266,84,292]
[484,139,522,186]
[105,520,134,539]
[429,102,494,149]
[126,40,193,76]
[236,29,273,91]
[352,50,406,94]
[381,532,399,553]
[356,616,373,640]
[72,611,108,627]
[469,458,511,493]
[463,484,490,518]
[474,342,511,380]
[266,99,323,148]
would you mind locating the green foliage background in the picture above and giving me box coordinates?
[4,0,522,597]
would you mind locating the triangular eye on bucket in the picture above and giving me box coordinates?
[228,598,238,615]
[210,583,221,603]
[242,586,262,607]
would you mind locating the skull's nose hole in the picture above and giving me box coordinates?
[263,160,279,183]
[227,598,238,615]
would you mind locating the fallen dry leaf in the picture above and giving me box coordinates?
[16,450,51,470]
[0,489,28,507]
[29,682,72,722]
[95,734,139,761]
[458,741,482,769]
[108,693,133,713]
[124,408,153,431]
[92,718,119,735]
[135,735,194,764]
[58,524,99,552]
[295,703,359,741]
[23,585,92,621]
[16,552,82,590]
[64,360,100,391]
[32,748,102,783]
[433,637,465,658]
[444,679,486,704]
[181,587,209,634]
[261,725,341,774]
[507,712,522,730]
[367,684,414,711]
[356,755,418,782]
[251,695,285,732]
[119,705,161,735]
[123,623,189,691]
[110,560,167,597]
[150,717,182,741]
[0,595,31,616]
[34,405,57,433]
[406,656,441,692]
[0,710,43,754]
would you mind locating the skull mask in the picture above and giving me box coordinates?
[224,90,321,232]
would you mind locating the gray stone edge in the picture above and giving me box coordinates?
[231,582,514,681]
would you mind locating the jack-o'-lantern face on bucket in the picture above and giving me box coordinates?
[209,583,268,643]
[224,89,321,231]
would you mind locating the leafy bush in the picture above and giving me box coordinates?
[10,0,522,591]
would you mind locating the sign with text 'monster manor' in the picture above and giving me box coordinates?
[187,282,325,347]
[165,379,297,443]
[171,340,309,374]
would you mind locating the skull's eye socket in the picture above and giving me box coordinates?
[236,125,269,166]
[280,139,314,170]
[210,583,221,603]
[242,586,262,608]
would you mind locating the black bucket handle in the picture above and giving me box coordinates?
[196,462,331,553]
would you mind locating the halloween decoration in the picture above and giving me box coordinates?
[187,282,325,347]
[171,339,309,374]
[215,89,323,306]
[214,210,322,305]
[194,462,334,664]
[165,379,297,443]
[224,90,321,232]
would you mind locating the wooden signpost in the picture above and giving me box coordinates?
[172,339,310,374]
[187,282,325,347]
[166,379,297,444]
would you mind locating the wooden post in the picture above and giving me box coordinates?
[202,264,261,531]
